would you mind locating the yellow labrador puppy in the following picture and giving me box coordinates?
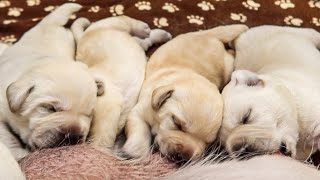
[71,16,172,148]
[220,26,320,160]
[122,25,248,161]
[164,155,320,180]
[0,3,98,160]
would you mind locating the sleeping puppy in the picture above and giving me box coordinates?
[220,25,320,160]
[164,155,320,180]
[122,25,248,161]
[0,3,98,161]
[71,16,172,148]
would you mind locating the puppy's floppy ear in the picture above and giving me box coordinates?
[232,70,264,87]
[6,79,35,113]
[152,85,174,110]
[207,24,249,43]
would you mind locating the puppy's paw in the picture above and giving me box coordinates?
[149,29,172,44]
[132,22,151,39]
[59,3,82,12]
[88,136,115,149]
[122,138,151,158]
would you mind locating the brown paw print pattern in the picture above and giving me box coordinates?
[0,0,319,44]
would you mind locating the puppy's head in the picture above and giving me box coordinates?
[220,70,298,158]
[6,61,98,150]
[151,77,223,162]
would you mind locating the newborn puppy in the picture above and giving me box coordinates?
[0,3,98,160]
[71,16,172,148]
[164,155,320,180]
[220,25,320,160]
[123,25,248,161]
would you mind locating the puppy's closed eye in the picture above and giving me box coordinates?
[40,104,60,114]
[241,109,251,124]
[172,115,186,131]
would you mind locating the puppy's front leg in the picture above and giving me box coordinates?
[0,122,29,161]
[122,107,151,158]
[88,91,123,148]
[0,141,25,180]
[134,29,172,51]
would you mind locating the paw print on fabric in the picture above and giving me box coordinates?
[27,0,40,6]
[3,19,17,25]
[8,7,23,17]
[312,17,320,26]
[68,0,76,2]
[44,5,57,12]
[153,17,169,28]
[135,1,151,11]
[197,1,215,11]
[110,4,124,16]
[162,3,179,13]
[284,16,303,26]
[309,0,320,8]
[69,14,76,20]
[32,17,41,21]
[1,35,17,44]
[230,13,247,23]
[0,0,10,8]
[88,6,100,13]
[242,0,261,10]
[274,0,295,9]
[187,15,204,25]
[216,0,227,1]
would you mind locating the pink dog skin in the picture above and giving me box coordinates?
[20,145,177,180]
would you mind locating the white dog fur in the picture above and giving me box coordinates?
[0,43,25,180]
[0,141,25,180]
[220,25,320,160]
[164,155,320,180]
[71,16,172,148]
[0,3,98,161]
[122,25,248,161]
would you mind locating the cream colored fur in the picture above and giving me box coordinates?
[0,3,98,161]
[0,141,25,180]
[220,25,320,160]
[0,44,25,180]
[164,155,320,180]
[71,16,172,148]
[123,25,248,160]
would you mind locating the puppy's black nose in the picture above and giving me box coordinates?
[168,152,186,162]
[279,142,292,156]
[57,132,83,146]
[58,125,84,146]
[68,133,83,145]
[153,142,160,152]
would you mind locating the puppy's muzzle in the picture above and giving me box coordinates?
[57,125,84,146]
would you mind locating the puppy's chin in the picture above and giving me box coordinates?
[28,129,62,150]
[26,114,91,150]
[28,127,87,150]
[225,126,297,158]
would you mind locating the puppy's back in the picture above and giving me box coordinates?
[146,25,248,88]
[235,25,320,72]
